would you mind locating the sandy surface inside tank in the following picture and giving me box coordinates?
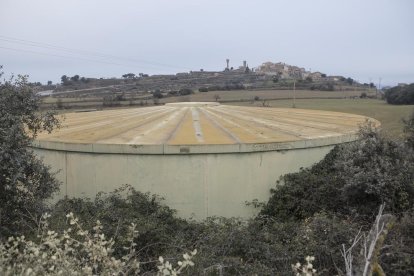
[36,104,377,146]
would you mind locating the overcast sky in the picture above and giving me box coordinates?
[1,0,413,86]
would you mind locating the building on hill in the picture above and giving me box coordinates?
[288,66,306,79]
[256,62,286,76]
[309,72,323,81]
[255,61,309,79]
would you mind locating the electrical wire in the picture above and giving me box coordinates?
[0,35,191,71]
[0,46,169,71]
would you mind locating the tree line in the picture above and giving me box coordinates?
[384,83,414,104]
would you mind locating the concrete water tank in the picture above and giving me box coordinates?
[32,102,378,219]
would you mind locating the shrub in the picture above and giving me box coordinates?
[403,110,414,149]
[0,212,196,275]
[309,83,335,91]
[207,85,220,91]
[114,93,125,101]
[167,90,178,96]
[198,87,208,92]
[102,96,120,107]
[153,90,163,98]
[49,186,189,272]
[44,187,333,275]
[384,83,414,104]
[380,208,414,275]
[178,88,193,96]
[56,98,63,109]
[260,123,414,221]
[346,77,354,85]
[0,72,60,237]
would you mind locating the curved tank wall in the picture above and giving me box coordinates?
[32,103,379,219]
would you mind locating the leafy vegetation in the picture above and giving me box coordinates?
[43,190,356,275]
[0,71,60,237]
[102,95,123,107]
[403,110,414,148]
[384,83,414,104]
[310,82,335,91]
[152,89,164,98]
[206,83,245,91]
[178,88,193,96]
[380,209,414,275]
[60,74,89,86]
[0,212,197,275]
[48,186,188,270]
[122,73,136,79]
[261,123,414,221]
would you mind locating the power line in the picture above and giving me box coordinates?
[0,35,189,70]
[0,34,191,71]
[0,46,167,71]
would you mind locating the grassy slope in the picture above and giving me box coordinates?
[43,89,370,107]
[161,89,371,103]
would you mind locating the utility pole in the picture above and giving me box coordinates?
[377,77,382,98]
[369,77,372,95]
[292,79,296,108]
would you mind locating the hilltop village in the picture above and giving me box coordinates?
[37,61,367,96]
[33,61,376,110]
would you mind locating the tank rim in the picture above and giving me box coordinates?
[32,132,360,155]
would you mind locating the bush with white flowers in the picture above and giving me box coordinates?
[0,212,196,276]
[292,256,317,276]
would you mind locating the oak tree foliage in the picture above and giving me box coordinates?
[384,83,414,105]
[0,69,60,236]
[261,123,414,221]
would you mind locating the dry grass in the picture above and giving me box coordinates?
[231,98,414,139]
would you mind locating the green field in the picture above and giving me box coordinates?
[162,89,371,103]
[232,98,414,139]
[42,89,371,109]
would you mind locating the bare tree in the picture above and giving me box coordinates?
[341,229,362,276]
[341,204,395,276]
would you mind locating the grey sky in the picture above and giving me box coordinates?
[1,0,413,86]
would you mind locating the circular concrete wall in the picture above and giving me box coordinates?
[32,103,379,219]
